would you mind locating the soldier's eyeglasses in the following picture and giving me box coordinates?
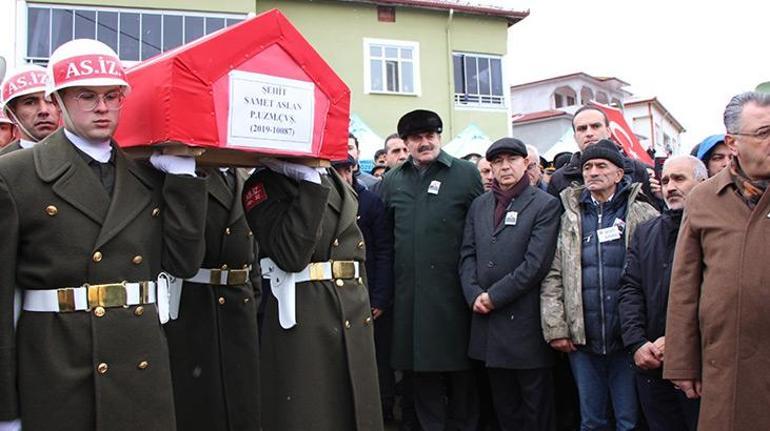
[73,90,124,112]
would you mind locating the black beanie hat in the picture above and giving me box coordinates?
[581,139,624,169]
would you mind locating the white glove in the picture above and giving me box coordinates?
[0,419,21,431]
[150,152,197,177]
[260,158,321,184]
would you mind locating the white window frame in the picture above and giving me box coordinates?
[452,51,506,111]
[21,3,245,66]
[363,37,421,96]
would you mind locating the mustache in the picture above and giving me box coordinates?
[417,144,433,152]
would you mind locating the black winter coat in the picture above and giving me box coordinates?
[579,179,632,355]
[354,181,394,310]
[618,209,682,376]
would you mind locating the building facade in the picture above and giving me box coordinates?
[624,97,685,156]
[2,0,526,159]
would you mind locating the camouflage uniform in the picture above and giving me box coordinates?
[540,182,658,344]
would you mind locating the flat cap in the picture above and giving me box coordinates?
[397,109,442,139]
[485,137,528,161]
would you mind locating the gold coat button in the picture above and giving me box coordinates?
[132,255,143,265]
[93,306,105,318]
[248,231,253,237]
[45,205,58,216]
[243,297,250,304]
[152,207,160,217]
[357,240,365,249]
[333,239,340,247]
[218,297,226,305]
[344,320,351,329]
[243,264,249,269]
[358,277,364,285]
[225,227,231,235]
[221,264,228,270]
[92,251,103,263]
[335,279,345,287]
[365,316,373,325]
[97,362,109,374]
[134,306,144,316]
[137,360,149,370]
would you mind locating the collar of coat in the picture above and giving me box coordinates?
[33,128,156,188]
[560,178,643,216]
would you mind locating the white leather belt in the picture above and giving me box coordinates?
[23,281,157,313]
[185,267,251,285]
[260,258,361,329]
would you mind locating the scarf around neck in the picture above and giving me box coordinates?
[730,157,769,209]
[492,174,530,226]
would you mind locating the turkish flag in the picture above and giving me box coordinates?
[589,101,653,166]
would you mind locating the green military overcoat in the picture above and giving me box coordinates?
[242,168,383,431]
[378,151,483,371]
[0,129,207,430]
[165,167,261,431]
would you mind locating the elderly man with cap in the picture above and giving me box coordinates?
[0,64,60,154]
[695,134,730,177]
[0,111,13,148]
[460,137,561,431]
[379,109,483,431]
[242,152,382,430]
[0,39,207,431]
[540,139,657,431]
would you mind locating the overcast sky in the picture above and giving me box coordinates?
[501,0,769,152]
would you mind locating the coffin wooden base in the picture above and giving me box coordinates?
[123,143,331,168]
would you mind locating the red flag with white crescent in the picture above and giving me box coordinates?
[589,101,653,166]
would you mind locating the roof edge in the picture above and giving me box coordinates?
[336,0,530,25]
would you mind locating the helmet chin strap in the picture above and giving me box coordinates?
[5,107,40,143]
[53,91,89,142]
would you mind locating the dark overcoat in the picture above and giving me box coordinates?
[379,151,483,371]
[165,167,261,431]
[242,168,383,431]
[459,186,560,369]
[0,129,207,430]
[664,168,770,431]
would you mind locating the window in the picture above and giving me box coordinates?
[25,4,245,65]
[453,52,504,107]
[552,86,576,109]
[364,38,420,95]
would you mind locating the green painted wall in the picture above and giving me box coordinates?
[33,0,255,14]
[255,0,510,147]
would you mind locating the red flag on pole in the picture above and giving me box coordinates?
[589,101,653,166]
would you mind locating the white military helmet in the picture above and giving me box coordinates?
[45,39,130,97]
[0,109,13,125]
[1,64,48,108]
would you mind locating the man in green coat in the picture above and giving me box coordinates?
[0,39,207,431]
[378,110,483,430]
[242,159,383,431]
[165,167,261,431]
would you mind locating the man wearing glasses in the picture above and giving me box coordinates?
[0,64,60,154]
[0,39,207,431]
[664,91,770,431]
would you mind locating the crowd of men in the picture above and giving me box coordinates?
[1,37,769,431]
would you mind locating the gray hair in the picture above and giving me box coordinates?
[663,155,708,181]
[525,144,540,161]
[723,91,770,134]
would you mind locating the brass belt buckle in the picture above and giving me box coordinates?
[57,288,76,312]
[87,283,127,309]
[332,261,356,279]
[227,269,248,285]
[209,269,223,285]
[308,263,327,281]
